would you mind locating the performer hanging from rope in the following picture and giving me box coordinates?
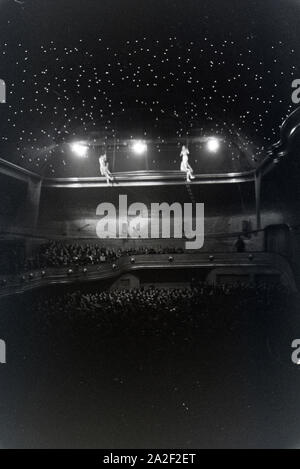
[99,153,114,185]
[180,145,195,182]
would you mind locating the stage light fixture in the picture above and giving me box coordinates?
[207,137,220,153]
[70,142,89,158]
[132,140,147,155]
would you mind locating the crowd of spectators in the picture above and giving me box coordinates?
[0,279,293,450]
[37,241,184,268]
[28,281,288,338]
[1,236,250,275]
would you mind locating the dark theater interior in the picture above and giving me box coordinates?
[1,0,300,450]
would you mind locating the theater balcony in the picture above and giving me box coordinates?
[0,251,296,298]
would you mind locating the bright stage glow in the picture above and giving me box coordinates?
[70,142,89,157]
[132,140,147,155]
[207,137,220,153]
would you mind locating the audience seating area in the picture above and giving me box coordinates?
[1,240,186,274]
[24,281,289,338]
[37,241,184,268]
[0,239,295,295]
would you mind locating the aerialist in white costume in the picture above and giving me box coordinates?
[99,153,114,184]
[180,145,195,182]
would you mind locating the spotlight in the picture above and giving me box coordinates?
[132,140,147,155]
[70,142,89,158]
[207,138,220,153]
